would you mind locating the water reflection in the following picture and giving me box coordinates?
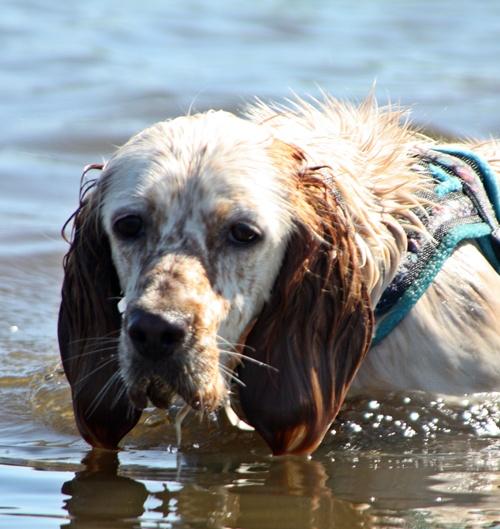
[227,457,370,529]
[61,450,369,529]
[60,445,500,529]
[61,451,148,528]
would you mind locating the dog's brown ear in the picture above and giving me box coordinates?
[239,166,374,455]
[58,170,141,448]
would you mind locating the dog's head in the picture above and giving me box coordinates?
[59,111,373,454]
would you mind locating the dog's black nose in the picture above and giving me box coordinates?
[127,308,188,360]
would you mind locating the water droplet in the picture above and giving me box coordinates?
[368,400,380,410]
[409,411,420,421]
[403,427,416,437]
[477,419,500,436]
[117,297,127,313]
[208,411,219,423]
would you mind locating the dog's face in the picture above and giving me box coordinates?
[59,109,373,455]
[99,112,294,413]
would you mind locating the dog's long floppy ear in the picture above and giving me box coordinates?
[239,149,374,455]
[58,166,141,449]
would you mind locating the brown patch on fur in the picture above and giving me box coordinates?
[212,201,234,221]
[238,156,374,455]
[131,254,230,410]
[267,139,307,175]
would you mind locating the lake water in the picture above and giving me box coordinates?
[1,1,500,527]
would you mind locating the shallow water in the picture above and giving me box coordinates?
[2,0,500,527]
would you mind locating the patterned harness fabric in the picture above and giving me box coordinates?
[373,147,500,345]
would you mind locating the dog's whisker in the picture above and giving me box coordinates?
[76,346,119,359]
[86,371,122,417]
[72,357,117,392]
[219,364,246,388]
[69,336,120,346]
[110,378,129,409]
[216,335,256,353]
[219,349,278,372]
[215,334,235,347]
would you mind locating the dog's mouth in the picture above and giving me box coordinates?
[120,307,229,415]
[125,361,225,414]
[127,375,175,410]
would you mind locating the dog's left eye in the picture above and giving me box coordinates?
[113,215,144,239]
[228,222,262,246]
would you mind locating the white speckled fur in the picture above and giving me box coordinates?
[100,111,296,408]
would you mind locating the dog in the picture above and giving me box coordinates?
[58,94,500,455]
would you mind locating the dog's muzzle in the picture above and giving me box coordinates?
[127,308,190,360]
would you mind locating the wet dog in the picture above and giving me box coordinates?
[59,95,500,455]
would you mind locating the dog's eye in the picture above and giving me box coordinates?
[228,222,262,246]
[113,215,144,239]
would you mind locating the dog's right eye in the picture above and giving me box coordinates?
[113,215,144,239]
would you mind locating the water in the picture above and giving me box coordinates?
[1,0,500,527]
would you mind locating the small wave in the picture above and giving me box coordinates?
[26,364,500,454]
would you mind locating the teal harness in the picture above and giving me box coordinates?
[373,147,500,345]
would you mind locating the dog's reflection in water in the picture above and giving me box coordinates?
[61,449,370,529]
[61,451,148,527]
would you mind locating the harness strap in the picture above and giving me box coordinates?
[373,148,500,346]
